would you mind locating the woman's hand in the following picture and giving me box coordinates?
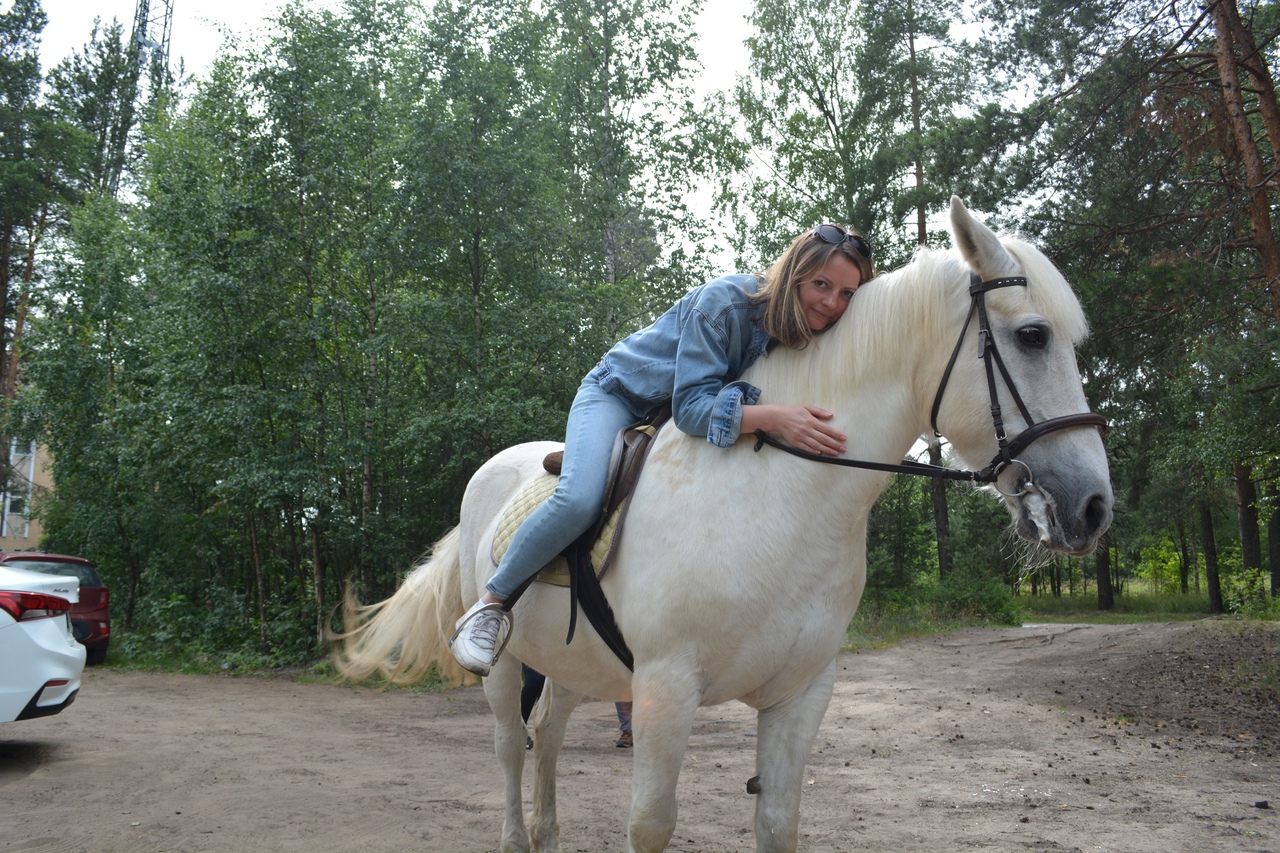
[740,404,847,456]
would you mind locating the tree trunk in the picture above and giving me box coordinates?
[1095,539,1114,610]
[1267,478,1279,597]
[1199,497,1224,614]
[1209,0,1280,319]
[249,511,266,649]
[927,440,952,579]
[1221,0,1280,166]
[1176,518,1190,594]
[2,200,43,402]
[1233,459,1263,573]
[1191,533,1201,593]
[908,0,926,247]
[311,523,325,648]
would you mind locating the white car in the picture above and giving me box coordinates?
[0,564,86,722]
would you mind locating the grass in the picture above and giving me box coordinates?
[97,635,460,691]
[844,606,1001,651]
[843,588,1266,652]
[1020,589,1217,623]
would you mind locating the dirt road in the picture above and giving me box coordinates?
[2,621,1277,852]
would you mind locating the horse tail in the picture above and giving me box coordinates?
[330,526,475,686]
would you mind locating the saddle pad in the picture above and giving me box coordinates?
[491,473,621,587]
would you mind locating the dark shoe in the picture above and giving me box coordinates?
[615,730,633,748]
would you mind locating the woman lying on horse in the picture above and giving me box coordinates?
[448,224,877,677]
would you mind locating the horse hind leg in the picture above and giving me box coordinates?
[483,654,533,853]
[525,678,583,852]
[751,661,837,853]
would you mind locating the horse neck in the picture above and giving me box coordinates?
[748,251,966,467]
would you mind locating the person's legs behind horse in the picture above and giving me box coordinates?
[450,376,637,675]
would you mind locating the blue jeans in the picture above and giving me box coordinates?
[486,373,640,601]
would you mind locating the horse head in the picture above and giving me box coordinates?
[934,197,1113,556]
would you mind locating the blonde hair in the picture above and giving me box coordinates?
[751,226,877,349]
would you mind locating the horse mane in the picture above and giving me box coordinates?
[743,237,1089,406]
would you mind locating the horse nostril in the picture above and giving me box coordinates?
[1083,493,1112,536]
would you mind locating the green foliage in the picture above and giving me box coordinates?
[936,574,1023,624]
[847,573,1021,650]
[1136,539,1183,594]
[722,0,990,267]
[118,583,320,671]
[19,0,711,666]
[1022,589,1215,622]
[1222,569,1280,618]
[865,473,936,598]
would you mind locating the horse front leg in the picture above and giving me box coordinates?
[626,666,701,853]
[752,661,837,853]
[526,678,582,852]
[482,654,531,853]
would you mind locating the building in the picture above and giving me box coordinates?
[0,440,51,550]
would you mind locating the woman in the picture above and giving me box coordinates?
[449,224,875,676]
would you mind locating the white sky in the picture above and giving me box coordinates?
[35,0,752,97]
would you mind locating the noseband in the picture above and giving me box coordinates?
[754,270,1106,486]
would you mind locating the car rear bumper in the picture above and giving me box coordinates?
[0,618,87,722]
[16,684,79,720]
[71,615,110,647]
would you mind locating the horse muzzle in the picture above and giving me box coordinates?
[1008,468,1113,557]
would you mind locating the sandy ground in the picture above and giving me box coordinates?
[2,620,1278,852]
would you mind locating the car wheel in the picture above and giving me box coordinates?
[86,645,107,666]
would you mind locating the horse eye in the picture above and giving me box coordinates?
[1016,326,1047,348]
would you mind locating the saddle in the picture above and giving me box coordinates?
[492,404,671,671]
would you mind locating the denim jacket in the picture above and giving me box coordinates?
[590,274,772,447]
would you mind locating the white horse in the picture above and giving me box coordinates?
[335,197,1113,852]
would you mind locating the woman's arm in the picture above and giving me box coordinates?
[739,404,847,456]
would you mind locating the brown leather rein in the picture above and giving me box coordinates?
[754,271,1106,487]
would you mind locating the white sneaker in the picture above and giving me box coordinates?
[448,600,512,676]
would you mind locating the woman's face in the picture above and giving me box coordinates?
[797,252,862,331]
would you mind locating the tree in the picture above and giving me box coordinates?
[721,0,985,268]
[1,0,87,393]
[970,0,1280,608]
[44,18,137,196]
[13,192,151,625]
[0,0,90,531]
[18,0,721,663]
[1199,496,1225,613]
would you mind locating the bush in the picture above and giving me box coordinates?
[936,575,1022,625]
[118,581,321,671]
[848,572,1022,650]
[1222,569,1280,618]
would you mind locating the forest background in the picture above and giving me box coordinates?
[2,0,1278,669]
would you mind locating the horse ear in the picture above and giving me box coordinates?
[949,196,1017,279]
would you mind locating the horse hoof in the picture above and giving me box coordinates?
[746,775,761,795]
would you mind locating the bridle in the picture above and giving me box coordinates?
[754,271,1107,490]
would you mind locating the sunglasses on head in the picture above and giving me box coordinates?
[813,224,873,259]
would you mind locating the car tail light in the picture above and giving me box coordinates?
[0,590,72,622]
